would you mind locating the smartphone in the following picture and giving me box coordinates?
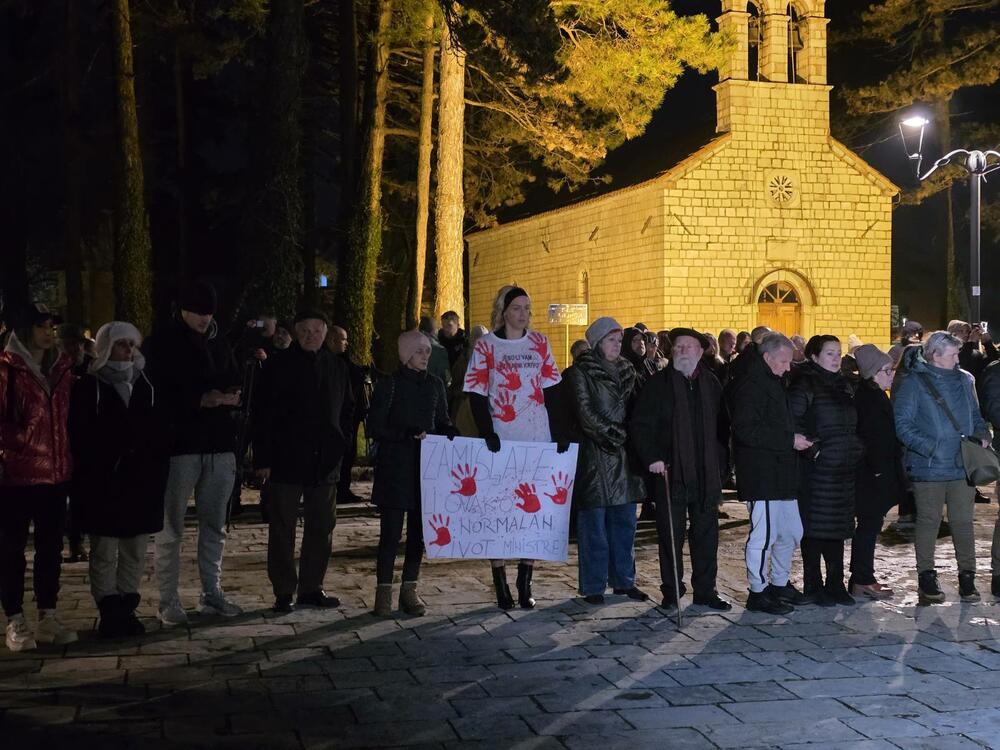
[253,319,266,328]
[981,321,989,335]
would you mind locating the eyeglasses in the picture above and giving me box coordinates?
[878,367,894,375]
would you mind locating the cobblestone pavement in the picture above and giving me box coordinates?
[7,484,1000,749]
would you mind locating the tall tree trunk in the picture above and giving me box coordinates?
[112,0,153,333]
[338,0,360,200]
[433,10,466,325]
[333,0,392,366]
[410,11,435,329]
[173,42,189,283]
[241,0,306,319]
[63,0,85,324]
[934,96,966,323]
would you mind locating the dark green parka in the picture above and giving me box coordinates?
[567,350,643,511]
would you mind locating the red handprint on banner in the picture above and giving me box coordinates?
[545,471,574,505]
[450,464,478,496]
[493,391,517,423]
[496,361,522,391]
[428,514,452,546]
[514,483,541,513]
[529,374,544,405]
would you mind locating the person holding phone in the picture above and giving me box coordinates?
[788,335,864,606]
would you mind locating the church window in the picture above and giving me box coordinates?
[758,282,799,305]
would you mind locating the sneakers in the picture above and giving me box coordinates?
[5,614,37,652]
[746,589,793,615]
[959,570,981,603]
[35,610,78,645]
[158,598,189,626]
[199,590,244,617]
[767,582,810,606]
[918,570,946,604]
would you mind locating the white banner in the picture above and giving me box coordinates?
[420,435,578,562]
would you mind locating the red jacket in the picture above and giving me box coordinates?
[0,341,75,487]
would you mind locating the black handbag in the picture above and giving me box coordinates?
[918,374,1000,486]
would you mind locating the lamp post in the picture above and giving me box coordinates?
[899,115,1000,323]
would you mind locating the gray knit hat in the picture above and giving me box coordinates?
[854,344,892,380]
[585,317,622,349]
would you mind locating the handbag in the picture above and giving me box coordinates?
[918,374,1000,485]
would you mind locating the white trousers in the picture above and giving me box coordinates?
[745,499,803,593]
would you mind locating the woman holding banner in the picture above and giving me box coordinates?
[463,285,565,610]
[569,318,647,604]
[368,331,454,617]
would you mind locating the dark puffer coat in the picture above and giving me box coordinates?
[368,366,453,510]
[68,373,170,537]
[854,380,905,519]
[567,351,643,511]
[788,361,864,539]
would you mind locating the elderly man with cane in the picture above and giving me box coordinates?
[631,327,732,614]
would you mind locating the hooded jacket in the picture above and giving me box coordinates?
[0,334,75,487]
[567,350,643,511]
[142,316,241,456]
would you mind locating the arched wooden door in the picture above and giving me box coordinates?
[757,281,801,336]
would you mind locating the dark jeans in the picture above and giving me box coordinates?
[657,493,720,599]
[849,515,884,586]
[576,504,637,595]
[266,482,337,599]
[337,421,360,499]
[376,508,423,584]
[66,495,85,552]
[0,484,68,616]
[801,536,846,592]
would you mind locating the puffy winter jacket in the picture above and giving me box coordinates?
[567,351,643,511]
[0,334,75,487]
[854,380,906,519]
[788,361,863,539]
[894,356,990,482]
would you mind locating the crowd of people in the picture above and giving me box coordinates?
[3,279,1000,651]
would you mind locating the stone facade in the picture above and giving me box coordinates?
[466,0,897,364]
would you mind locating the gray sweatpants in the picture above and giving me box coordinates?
[913,479,976,574]
[154,452,235,605]
[745,499,803,593]
[90,535,148,602]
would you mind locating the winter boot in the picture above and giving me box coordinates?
[992,574,1000,598]
[373,584,393,617]
[918,570,946,604]
[745,589,792,615]
[492,566,515,610]
[399,581,426,617]
[97,595,125,638]
[516,563,536,609]
[121,592,145,636]
[959,570,981,603]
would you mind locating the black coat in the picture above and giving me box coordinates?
[727,350,799,501]
[142,317,241,456]
[854,380,905,519]
[568,352,643,511]
[981,359,1000,450]
[252,343,354,486]
[787,361,863,539]
[68,373,170,537]
[369,366,453,510]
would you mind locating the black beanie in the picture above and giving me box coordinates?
[502,286,529,313]
[179,280,217,315]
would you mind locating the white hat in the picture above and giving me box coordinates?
[89,321,145,374]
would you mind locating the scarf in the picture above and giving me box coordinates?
[97,361,135,406]
[669,366,722,505]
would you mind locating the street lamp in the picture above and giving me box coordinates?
[899,114,1000,323]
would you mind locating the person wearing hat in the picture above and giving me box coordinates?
[788,335,864,606]
[0,303,78,651]
[463,284,564,610]
[367,330,454,617]
[68,322,170,636]
[252,310,354,613]
[849,344,903,600]
[630,327,732,612]
[888,319,923,366]
[568,317,646,604]
[142,280,244,625]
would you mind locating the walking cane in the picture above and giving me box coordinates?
[662,468,683,630]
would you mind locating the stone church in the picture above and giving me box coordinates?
[466,0,898,363]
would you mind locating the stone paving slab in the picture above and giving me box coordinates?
[7,488,1000,747]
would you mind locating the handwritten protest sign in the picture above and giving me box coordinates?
[420,435,578,562]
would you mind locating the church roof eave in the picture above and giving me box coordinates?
[826,137,900,197]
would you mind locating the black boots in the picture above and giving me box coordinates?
[959,570,981,603]
[746,589,792,615]
[918,570,945,604]
[97,594,144,638]
[493,566,515,610]
[516,563,536,609]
